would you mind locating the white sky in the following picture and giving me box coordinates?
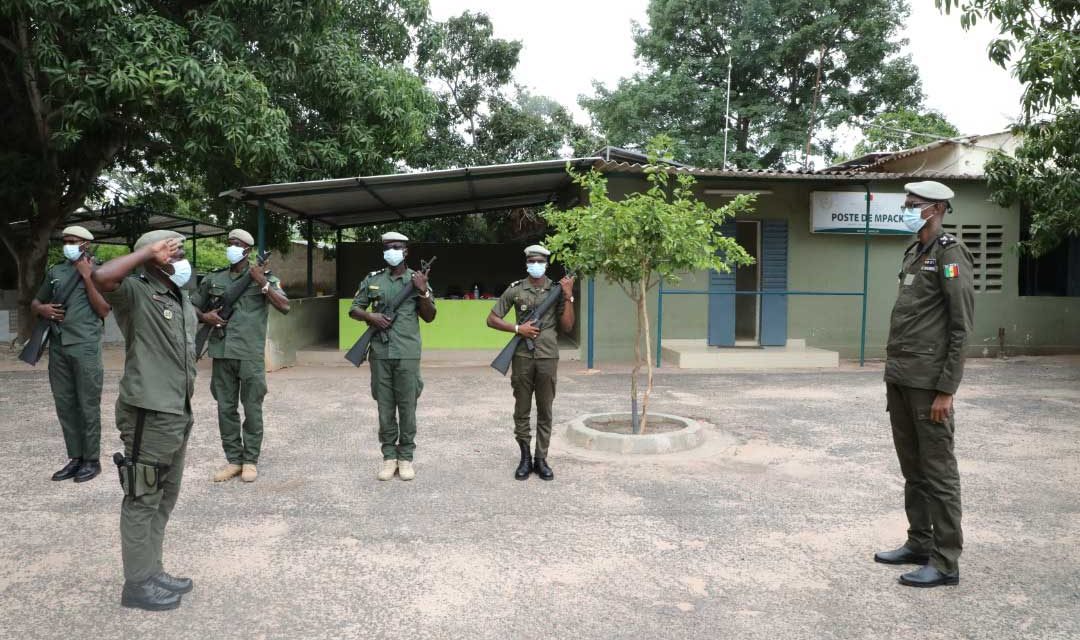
[428,0,1024,154]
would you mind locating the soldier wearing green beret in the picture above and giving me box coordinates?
[31,225,111,483]
[93,230,197,610]
[874,181,975,588]
[192,229,290,484]
[487,245,575,481]
[349,232,436,481]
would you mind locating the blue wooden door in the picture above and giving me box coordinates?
[759,219,789,346]
[707,222,737,346]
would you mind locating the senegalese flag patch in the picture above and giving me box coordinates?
[943,263,960,279]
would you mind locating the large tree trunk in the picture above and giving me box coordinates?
[0,208,58,342]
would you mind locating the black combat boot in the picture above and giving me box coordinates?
[514,440,532,480]
[533,455,554,481]
[152,571,194,594]
[73,459,101,483]
[121,577,182,611]
[51,458,82,481]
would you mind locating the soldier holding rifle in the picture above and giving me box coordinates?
[348,232,436,481]
[487,245,575,481]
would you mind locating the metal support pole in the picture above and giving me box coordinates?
[859,183,872,366]
[306,218,314,298]
[587,277,595,369]
[257,199,266,254]
[655,277,664,369]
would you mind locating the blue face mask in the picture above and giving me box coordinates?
[901,205,932,233]
[63,244,83,261]
[526,262,547,279]
[383,248,404,267]
[225,245,247,264]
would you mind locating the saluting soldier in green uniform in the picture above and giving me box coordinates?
[348,232,436,481]
[192,229,290,484]
[487,245,575,481]
[32,225,111,483]
[875,181,975,588]
[93,230,197,611]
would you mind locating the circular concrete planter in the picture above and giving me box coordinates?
[565,412,705,455]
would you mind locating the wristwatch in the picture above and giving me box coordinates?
[420,290,431,299]
[261,282,270,294]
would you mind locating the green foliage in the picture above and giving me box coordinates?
[936,0,1080,255]
[853,109,961,156]
[581,0,922,169]
[544,136,754,430]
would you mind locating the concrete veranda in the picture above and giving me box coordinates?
[0,353,1078,639]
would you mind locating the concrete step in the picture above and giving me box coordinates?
[661,339,839,370]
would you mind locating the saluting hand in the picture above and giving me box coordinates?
[148,238,182,269]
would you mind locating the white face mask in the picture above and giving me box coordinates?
[901,205,931,233]
[63,244,83,261]
[165,259,192,288]
[383,248,405,267]
[225,245,247,265]
[526,261,548,279]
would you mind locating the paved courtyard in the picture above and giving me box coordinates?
[0,353,1078,639]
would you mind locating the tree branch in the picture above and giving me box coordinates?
[15,16,49,153]
[0,34,17,55]
[0,219,19,264]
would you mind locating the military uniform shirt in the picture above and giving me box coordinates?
[350,267,434,360]
[104,269,198,415]
[491,277,566,359]
[885,232,975,395]
[191,264,285,360]
[34,261,103,346]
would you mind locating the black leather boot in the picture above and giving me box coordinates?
[73,459,101,483]
[51,458,82,481]
[153,571,194,594]
[121,578,182,611]
[514,440,532,480]
[533,455,554,481]
[874,545,930,565]
[899,564,959,587]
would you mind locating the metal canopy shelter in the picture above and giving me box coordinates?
[12,205,228,246]
[221,156,984,367]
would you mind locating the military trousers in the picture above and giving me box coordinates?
[886,382,963,574]
[511,356,557,459]
[370,358,423,461]
[48,340,103,461]
[116,399,192,583]
[211,358,267,465]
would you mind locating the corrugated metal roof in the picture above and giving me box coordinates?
[220,156,985,228]
[12,206,228,246]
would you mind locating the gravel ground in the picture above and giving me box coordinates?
[0,354,1077,639]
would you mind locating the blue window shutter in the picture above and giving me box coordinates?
[760,219,789,346]
[708,222,737,346]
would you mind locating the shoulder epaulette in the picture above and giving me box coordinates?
[938,234,958,247]
[509,279,522,288]
[368,268,386,277]
[903,240,920,255]
[211,266,228,272]
[137,273,149,281]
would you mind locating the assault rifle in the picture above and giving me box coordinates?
[194,251,271,360]
[344,257,435,367]
[490,273,572,376]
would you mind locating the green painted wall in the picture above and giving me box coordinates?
[581,176,1080,364]
[339,299,508,350]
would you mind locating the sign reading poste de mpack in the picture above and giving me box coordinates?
[810,191,911,235]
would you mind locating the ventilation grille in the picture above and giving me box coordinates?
[943,224,1004,292]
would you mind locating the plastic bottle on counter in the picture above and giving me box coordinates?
[473,285,480,299]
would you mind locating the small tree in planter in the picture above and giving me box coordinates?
[544,137,755,433]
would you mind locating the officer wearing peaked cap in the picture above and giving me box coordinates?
[93,229,198,610]
[32,225,111,483]
[349,231,436,481]
[875,181,975,588]
[487,244,575,481]
[192,228,289,484]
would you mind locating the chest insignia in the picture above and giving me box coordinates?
[163,309,174,320]
[943,264,960,279]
